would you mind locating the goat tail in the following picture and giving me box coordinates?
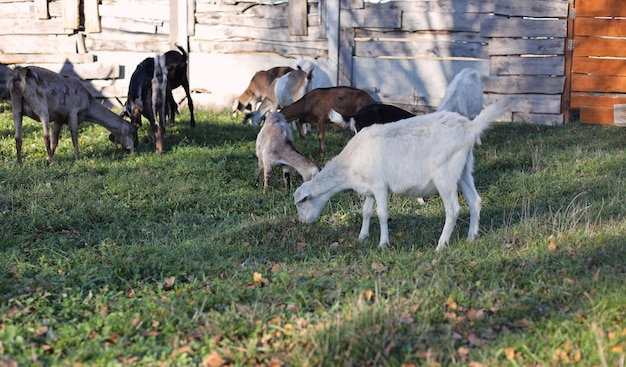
[328,109,350,129]
[465,100,511,144]
[175,44,188,59]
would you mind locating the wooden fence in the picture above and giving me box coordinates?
[1,0,615,126]
[566,0,626,125]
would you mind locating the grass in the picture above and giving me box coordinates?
[0,101,625,366]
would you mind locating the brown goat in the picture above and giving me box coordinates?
[243,69,311,126]
[6,66,137,164]
[280,87,376,154]
[232,66,294,114]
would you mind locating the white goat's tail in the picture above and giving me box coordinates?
[465,100,511,144]
[328,109,350,129]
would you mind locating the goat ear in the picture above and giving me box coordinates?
[293,187,311,204]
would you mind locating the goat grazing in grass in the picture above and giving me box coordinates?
[437,68,483,120]
[6,66,137,164]
[151,54,168,152]
[123,45,195,152]
[329,103,415,134]
[243,69,311,126]
[294,101,510,251]
[255,112,320,194]
[232,66,294,114]
[279,87,376,154]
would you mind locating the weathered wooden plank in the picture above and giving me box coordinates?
[511,112,563,125]
[340,7,401,29]
[100,17,160,34]
[490,56,565,76]
[0,53,95,64]
[573,36,626,58]
[572,57,626,77]
[289,0,308,36]
[572,75,626,93]
[85,33,170,52]
[579,106,615,125]
[356,30,489,44]
[189,39,327,58]
[356,0,494,14]
[483,76,565,94]
[402,12,485,32]
[495,0,569,18]
[0,2,32,17]
[338,27,354,86]
[570,92,626,108]
[355,39,487,59]
[98,3,170,21]
[18,62,121,80]
[481,16,567,38]
[195,12,289,28]
[484,94,562,114]
[487,38,565,56]
[0,35,78,54]
[575,17,626,37]
[62,0,80,31]
[193,24,321,42]
[34,0,49,19]
[0,18,71,35]
[614,104,626,127]
[576,0,626,17]
[84,0,101,33]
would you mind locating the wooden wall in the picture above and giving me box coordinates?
[0,0,573,125]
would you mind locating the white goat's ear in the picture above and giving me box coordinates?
[293,188,310,204]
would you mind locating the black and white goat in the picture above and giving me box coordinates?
[123,45,195,152]
[294,102,510,251]
[329,103,415,134]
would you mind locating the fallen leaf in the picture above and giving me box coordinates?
[201,350,225,367]
[253,272,263,283]
[445,297,458,311]
[271,263,281,272]
[504,347,516,360]
[364,289,375,302]
[467,333,485,347]
[371,261,388,272]
[457,346,470,360]
[467,308,485,320]
[164,276,176,290]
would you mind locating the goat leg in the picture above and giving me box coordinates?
[282,167,291,191]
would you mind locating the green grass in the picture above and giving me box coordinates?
[0,101,625,366]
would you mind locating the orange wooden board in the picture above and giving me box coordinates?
[571,93,626,108]
[572,75,626,93]
[570,92,626,109]
[579,106,616,125]
[572,57,626,77]
[576,0,626,17]
[574,17,626,37]
[573,36,626,58]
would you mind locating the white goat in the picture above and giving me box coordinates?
[293,102,509,251]
[256,112,320,194]
[437,68,483,120]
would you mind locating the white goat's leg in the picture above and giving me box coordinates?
[359,195,375,242]
[435,186,461,252]
[458,161,482,242]
[374,192,390,247]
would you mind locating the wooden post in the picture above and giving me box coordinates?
[289,0,308,36]
[34,0,49,20]
[62,0,80,31]
[338,27,354,86]
[170,0,189,49]
[562,0,575,122]
[326,0,340,85]
[84,0,101,33]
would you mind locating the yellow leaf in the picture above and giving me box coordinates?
[504,347,516,360]
[610,345,623,353]
[364,289,375,302]
[201,350,225,367]
[445,297,458,310]
[253,272,263,283]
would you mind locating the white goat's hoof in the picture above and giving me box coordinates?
[435,242,448,252]
[358,233,369,242]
